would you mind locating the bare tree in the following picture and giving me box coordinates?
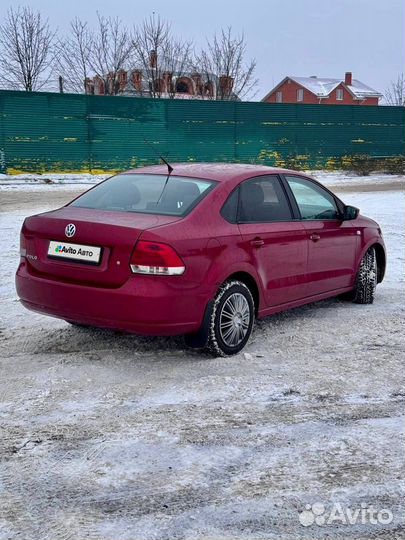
[385,74,405,106]
[131,15,193,98]
[54,18,93,94]
[195,27,258,101]
[89,13,133,96]
[0,6,55,91]
[161,38,194,98]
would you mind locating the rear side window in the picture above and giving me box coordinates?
[238,176,292,223]
[71,174,216,217]
[286,176,339,220]
[221,189,239,223]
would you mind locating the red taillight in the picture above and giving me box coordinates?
[130,241,185,276]
[20,233,27,259]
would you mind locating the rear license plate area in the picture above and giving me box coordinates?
[47,240,102,265]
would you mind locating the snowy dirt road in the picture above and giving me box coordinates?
[0,183,404,540]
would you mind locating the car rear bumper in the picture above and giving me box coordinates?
[15,262,208,336]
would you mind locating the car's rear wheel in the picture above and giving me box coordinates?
[351,247,377,304]
[206,280,255,356]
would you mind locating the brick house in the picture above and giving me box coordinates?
[85,69,224,99]
[84,51,238,100]
[262,72,382,105]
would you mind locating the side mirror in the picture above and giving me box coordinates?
[343,205,359,220]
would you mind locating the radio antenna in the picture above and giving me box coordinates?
[143,139,173,175]
[143,139,174,206]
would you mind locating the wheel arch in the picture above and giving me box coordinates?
[224,271,261,316]
[357,240,386,285]
[372,243,386,283]
[184,271,259,350]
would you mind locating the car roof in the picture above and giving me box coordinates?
[124,163,308,183]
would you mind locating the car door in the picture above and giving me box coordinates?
[284,175,359,296]
[237,175,308,307]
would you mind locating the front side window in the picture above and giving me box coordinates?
[276,91,283,103]
[71,174,216,217]
[336,88,344,100]
[297,88,304,102]
[286,176,339,220]
[238,176,292,223]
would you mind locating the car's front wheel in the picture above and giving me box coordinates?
[206,280,255,356]
[352,247,377,304]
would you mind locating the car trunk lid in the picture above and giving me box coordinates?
[22,206,181,287]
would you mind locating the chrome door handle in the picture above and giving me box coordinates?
[310,233,321,242]
[250,238,264,247]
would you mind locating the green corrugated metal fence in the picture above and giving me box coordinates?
[0,89,404,174]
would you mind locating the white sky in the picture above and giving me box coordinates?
[8,0,405,100]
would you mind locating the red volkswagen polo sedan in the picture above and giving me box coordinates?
[16,163,386,356]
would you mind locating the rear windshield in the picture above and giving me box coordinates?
[71,174,217,216]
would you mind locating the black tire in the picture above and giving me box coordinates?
[205,280,255,357]
[352,247,377,304]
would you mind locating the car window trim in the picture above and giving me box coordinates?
[236,174,296,224]
[280,173,345,221]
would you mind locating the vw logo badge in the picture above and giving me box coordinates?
[65,223,76,238]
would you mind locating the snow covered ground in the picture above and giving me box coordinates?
[0,172,109,187]
[0,170,404,191]
[0,180,404,539]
